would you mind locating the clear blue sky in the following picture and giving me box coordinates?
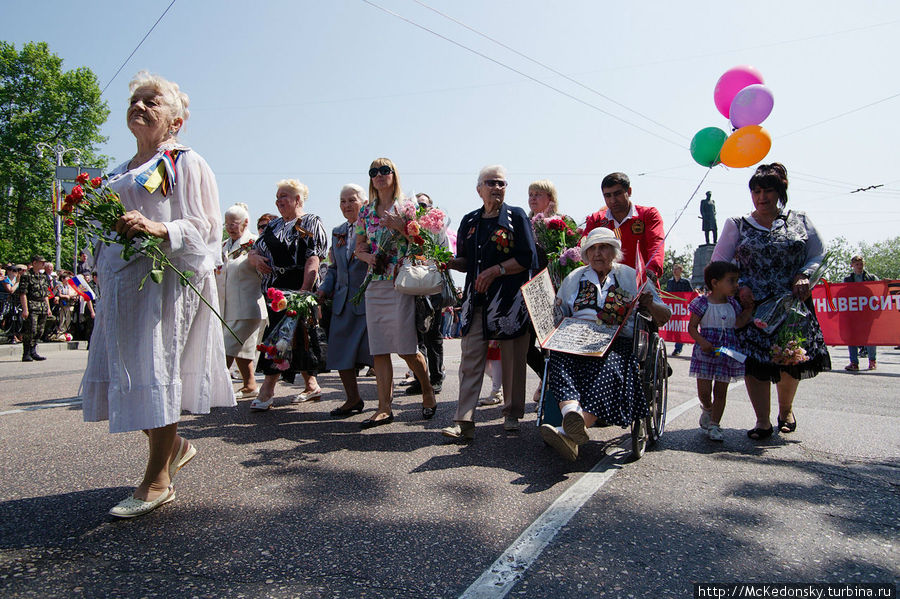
[4,0,900,259]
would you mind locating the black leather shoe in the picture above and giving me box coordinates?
[31,352,46,361]
[22,353,33,362]
[430,381,443,394]
[422,405,437,420]
[405,380,423,395]
[330,402,364,418]
[360,413,393,429]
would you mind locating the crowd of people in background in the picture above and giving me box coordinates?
[6,69,882,519]
[0,256,98,353]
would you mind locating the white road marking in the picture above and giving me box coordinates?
[0,398,83,416]
[459,397,700,599]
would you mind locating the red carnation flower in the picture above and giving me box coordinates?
[70,185,84,200]
[75,172,90,184]
[90,177,102,189]
[547,218,566,231]
[64,218,75,226]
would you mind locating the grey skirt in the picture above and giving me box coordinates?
[365,280,417,356]
[327,308,373,370]
[224,318,266,360]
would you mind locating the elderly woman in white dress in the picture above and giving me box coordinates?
[81,71,234,518]
[216,202,267,399]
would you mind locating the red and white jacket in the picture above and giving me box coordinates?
[584,203,665,278]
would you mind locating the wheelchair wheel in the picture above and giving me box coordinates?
[631,415,648,459]
[647,341,668,446]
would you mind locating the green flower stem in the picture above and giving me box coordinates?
[147,245,242,344]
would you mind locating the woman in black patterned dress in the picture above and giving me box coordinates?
[247,179,328,410]
[711,163,830,439]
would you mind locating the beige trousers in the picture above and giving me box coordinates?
[455,308,530,423]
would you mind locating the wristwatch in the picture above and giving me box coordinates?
[498,263,506,275]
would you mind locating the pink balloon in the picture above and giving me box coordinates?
[730,84,774,128]
[713,65,764,119]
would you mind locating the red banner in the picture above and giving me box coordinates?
[659,291,698,344]
[658,283,900,347]
[812,280,900,346]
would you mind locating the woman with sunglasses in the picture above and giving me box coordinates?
[353,158,436,428]
[441,165,538,442]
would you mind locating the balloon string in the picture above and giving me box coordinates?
[663,166,714,244]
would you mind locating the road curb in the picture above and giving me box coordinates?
[0,340,86,358]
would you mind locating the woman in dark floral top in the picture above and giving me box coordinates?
[441,165,538,442]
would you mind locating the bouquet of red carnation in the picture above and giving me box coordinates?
[259,289,321,369]
[531,213,583,287]
[61,172,239,343]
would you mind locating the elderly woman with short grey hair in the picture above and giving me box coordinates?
[81,71,234,517]
[215,202,267,399]
[441,165,538,442]
[318,184,374,417]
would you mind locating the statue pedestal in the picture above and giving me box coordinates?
[691,244,717,290]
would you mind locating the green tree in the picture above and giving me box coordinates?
[824,236,900,281]
[0,41,109,265]
[661,244,694,284]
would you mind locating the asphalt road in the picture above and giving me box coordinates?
[0,342,897,598]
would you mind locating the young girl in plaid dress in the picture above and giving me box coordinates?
[688,261,753,441]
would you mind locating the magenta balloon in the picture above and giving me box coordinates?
[730,84,774,128]
[713,65,765,119]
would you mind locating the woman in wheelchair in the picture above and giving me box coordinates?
[540,228,671,461]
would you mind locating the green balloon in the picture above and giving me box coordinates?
[690,127,727,167]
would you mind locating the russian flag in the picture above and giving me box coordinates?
[67,274,96,301]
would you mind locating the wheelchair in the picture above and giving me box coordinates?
[537,308,668,460]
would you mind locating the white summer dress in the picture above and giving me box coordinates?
[81,143,235,433]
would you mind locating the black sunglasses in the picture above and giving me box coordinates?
[482,179,507,189]
[368,165,394,178]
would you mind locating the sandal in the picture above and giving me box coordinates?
[746,426,774,440]
[168,438,197,480]
[292,388,323,404]
[249,396,275,411]
[777,412,797,433]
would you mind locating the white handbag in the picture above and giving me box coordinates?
[394,257,443,296]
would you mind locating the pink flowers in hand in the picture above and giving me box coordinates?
[418,208,445,234]
[267,288,287,311]
[559,247,581,266]
[406,220,421,236]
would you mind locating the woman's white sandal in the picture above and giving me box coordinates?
[169,439,197,481]
[109,486,176,519]
[249,396,275,411]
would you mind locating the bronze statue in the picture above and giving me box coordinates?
[700,191,717,244]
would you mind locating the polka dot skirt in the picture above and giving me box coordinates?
[548,338,647,427]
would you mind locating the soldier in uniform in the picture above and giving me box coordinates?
[17,254,51,362]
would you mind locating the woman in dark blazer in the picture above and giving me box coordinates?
[319,184,374,416]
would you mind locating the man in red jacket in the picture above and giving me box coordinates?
[584,172,664,279]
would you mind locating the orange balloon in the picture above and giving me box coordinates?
[719,125,772,168]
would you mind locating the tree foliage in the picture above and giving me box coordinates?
[0,41,109,265]
[662,245,694,284]
[825,236,900,281]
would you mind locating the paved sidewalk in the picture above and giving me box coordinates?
[0,341,85,359]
